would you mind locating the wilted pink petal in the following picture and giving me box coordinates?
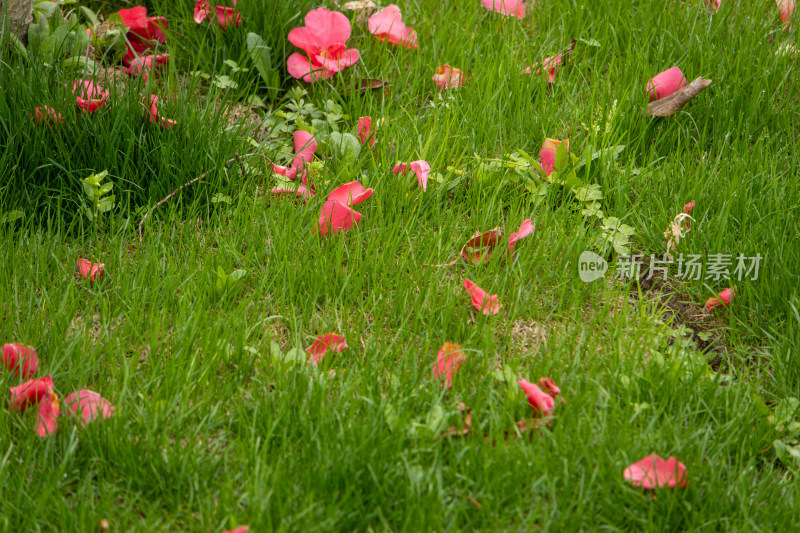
[72,79,109,113]
[624,454,688,489]
[779,0,795,26]
[287,8,360,82]
[539,138,569,176]
[9,375,53,412]
[481,0,526,18]
[682,201,695,214]
[215,6,242,30]
[306,333,348,365]
[358,117,376,147]
[518,379,555,416]
[318,200,362,236]
[706,0,721,12]
[122,54,170,83]
[704,287,734,312]
[433,342,466,389]
[64,390,115,424]
[647,66,687,101]
[147,94,176,129]
[2,343,39,379]
[292,130,317,175]
[508,219,534,252]
[114,7,167,66]
[393,160,430,191]
[432,65,464,90]
[327,181,374,206]
[77,258,104,281]
[462,279,501,315]
[367,4,418,49]
[36,390,59,437]
[523,54,562,83]
[538,377,560,398]
[32,105,63,126]
[194,0,211,23]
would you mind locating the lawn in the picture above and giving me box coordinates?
[1,0,800,531]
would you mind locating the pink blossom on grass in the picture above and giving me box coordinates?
[367,5,418,49]
[706,0,721,13]
[32,106,63,126]
[287,8,360,82]
[624,454,688,489]
[123,54,170,83]
[72,80,109,113]
[538,377,560,398]
[779,0,795,28]
[326,182,374,207]
[36,390,59,437]
[2,343,39,380]
[462,279,501,315]
[9,375,53,412]
[64,390,116,424]
[215,5,242,30]
[524,54,562,83]
[318,200,362,236]
[306,333,348,365]
[540,138,569,176]
[433,342,466,389]
[518,379,555,416]
[704,287,734,313]
[358,116,376,147]
[147,94,176,129]
[432,65,464,90]
[194,0,212,23]
[393,160,430,191]
[647,66,687,101]
[508,219,534,253]
[77,258,104,281]
[481,0,526,19]
[115,7,168,66]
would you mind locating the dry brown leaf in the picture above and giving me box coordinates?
[647,77,712,117]
[357,78,391,96]
[460,227,504,264]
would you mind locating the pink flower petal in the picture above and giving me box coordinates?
[393,160,430,191]
[194,0,211,24]
[2,343,39,379]
[462,279,501,315]
[64,390,116,424]
[287,8,359,81]
[32,105,63,126]
[538,377,560,398]
[318,200,362,236]
[224,527,249,533]
[432,65,464,90]
[122,54,170,83]
[539,138,569,176]
[72,79,109,113]
[358,116,376,147]
[624,454,688,489]
[518,379,555,416]
[306,333,348,365]
[292,130,317,174]
[704,287,735,312]
[779,0,795,26]
[706,0,721,13]
[9,375,53,412]
[524,54,562,83]
[77,258,104,281]
[367,5,418,49]
[647,66,687,101]
[433,342,466,388]
[215,6,242,30]
[326,181,374,207]
[481,0,526,18]
[147,94,176,129]
[36,390,59,437]
[286,53,330,83]
[508,219,534,252]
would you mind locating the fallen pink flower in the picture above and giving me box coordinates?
[433,342,466,389]
[194,0,212,23]
[72,80,109,113]
[64,390,116,424]
[647,66,687,101]
[318,200,361,236]
[32,105,63,126]
[367,4,418,49]
[462,279,501,315]
[292,130,317,176]
[706,0,721,12]
[327,181,374,207]
[306,333,348,365]
[518,379,555,416]
[779,0,795,27]
[358,116,376,147]
[77,258,104,281]
[538,377,560,398]
[122,54,169,83]
[223,527,249,533]
[524,54,562,83]
[287,8,360,82]
[508,219,534,253]
[147,94,177,129]
[393,160,430,191]
[704,287,734,312]
[432,65,464,90]
[36,389,59,437]
[9,375,53,412]
[624,454,688,489]
[215,5,242,30]
[481,0,526,18]
[540,138,569,176]
[2,343,39,379]
[115,6,168,66]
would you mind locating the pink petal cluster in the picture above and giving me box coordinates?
[706,0,721,13]
[432,65,464,90]
[115,7,168,66]
[463,279,501,315]
[306,333,348,365]
[147,94,177,129]
[9,375,53,412]
[194,1,241,30]
[647,66,686,101]
[393,160,430,191]
[524,54,563,84]
[287,8,360,83]
[705,287,734,313]
[2,343,39,379]
[481,0,526,18]
[624,454,688,489]
[540,138,569,177]
[123,54,170,83]
[32,105,63,126]
[508,219,534,253]
[358,117,376,147]
[36,390,59,437]
[270,131,318,200]
[367,5,418,49]
[64,390,116,424]
[518,379,557,416]
[433,343,466,389]
[72,80,109,113]
[77,258,104,281]
[318,181,373,236]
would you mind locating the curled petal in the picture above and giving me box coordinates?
[481,0,526,18]
[647,66,687,101]
[9,375,54,412]
[393,160,430,191]
[318,200,361,236]
[72,79,109,113]
[36,390,60,437]
[215,6,242,30]
[508,219,534,252]
[433,342,466,388]
[704,287,735,312]
[518,379,555,416]
[286,53,331,83]
[624,454,688,489]
[123,54,170,83]
[2,343,39,379]
[64,390,116,424]
[358,116,376,147]
[292,130,317,173]
[368,5,418,49]
[462,279,501,315]
[306,333,348,365]
[432,65,464,89]
[32,106,63,126]
[77,258,104,281]
[538,377,560,398]
[326,181,373,207]
[539,138,569,176]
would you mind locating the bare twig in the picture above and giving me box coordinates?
[647,77,712,117]
[138,152,270,241]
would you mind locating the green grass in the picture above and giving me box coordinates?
[2,0,800,530]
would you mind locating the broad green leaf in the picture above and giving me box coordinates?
[246,32,278,89]
[28,15,51,54]
[80,6,99,27]
[229,269,247,281]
